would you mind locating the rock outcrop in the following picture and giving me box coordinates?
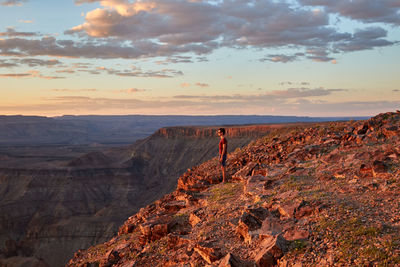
[68,111,400,266]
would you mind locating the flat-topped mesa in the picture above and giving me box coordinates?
[154,124,285,138]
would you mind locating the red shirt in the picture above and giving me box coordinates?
[219,137,227,155]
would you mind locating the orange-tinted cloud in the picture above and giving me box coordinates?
[195,82,209,88]
[180,83,190,88]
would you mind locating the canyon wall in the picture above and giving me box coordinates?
[0,124,276,266]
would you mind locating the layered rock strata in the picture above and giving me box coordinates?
[0,125,274,266]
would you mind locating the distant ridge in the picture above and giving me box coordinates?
[0,115,368,145]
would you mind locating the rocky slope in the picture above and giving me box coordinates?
[0,124,276,267]
[68,112,399,266]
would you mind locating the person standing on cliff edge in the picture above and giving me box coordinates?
[217,128,228,182]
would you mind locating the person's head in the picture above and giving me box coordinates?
[217,128,225,136]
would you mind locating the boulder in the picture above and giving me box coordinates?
[194,242,222,264]
[275,200,305,219]
[139,216,171,245]
[189,212,202,227]
[236,207,269,243]
[163,201,186,212]
[218,253,244,267]
[254,235,289,267]
[372,160,388,175]
[167,234,190,249]
[232,162,258,181]
[283,228,309,241]
[258,215,283,240]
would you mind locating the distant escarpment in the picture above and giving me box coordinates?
[0,124,279,266]
[154,125,283,138]
[69,112,399,266]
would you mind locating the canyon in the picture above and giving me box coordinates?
[68,112,400,266]
[0,123,286,266]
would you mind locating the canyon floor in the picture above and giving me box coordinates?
[69,112,400,266]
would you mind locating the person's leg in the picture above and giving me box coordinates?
[221,154,227,182]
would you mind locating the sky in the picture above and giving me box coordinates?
[0,0,399,117]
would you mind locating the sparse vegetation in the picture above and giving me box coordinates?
[208,182,241,202]
[312,212,400,265]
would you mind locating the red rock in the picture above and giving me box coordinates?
[277,202,299,219]
[194,242,222,264]
[139,216,170,244]
[258,214,284,240]
[167,234,190,249]
[295,204,314,219]
[232,162,258,181]
[244,175,269,197]
[237,207,269,243]
[359,163,373,176]
[254,235,289,267]
[218,253,244,267]
[189,212,202,227]
[283,228,309,241]
[163,200,186,212]
[104,249,120,265]
[372,160,388,175]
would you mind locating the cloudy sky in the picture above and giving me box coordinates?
[0,0,399,116]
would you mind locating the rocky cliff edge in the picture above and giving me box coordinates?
[68,112,400,266]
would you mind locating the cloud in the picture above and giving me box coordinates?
[0,58,62,68]
[1,0,27,6]
[333,27,395,52]
[195,82,209,88]
[0,59,18,68]
[0,73,30,78]
[0,1,397,64]
[1,94,395,117]
[51,88,98,92]
[180,83,190,88]
[155,56,193,65]
[261,54,299,63]
[115,88,146,94]
[299,0,400,25]
[0,27,38,37]
[19,19,33,23]
[306,48,335,62]
[101,66,183,78]
[173,87,348,102]
[75,0,100,4]
[268,87,347,98]
[19,58,62,67]
[0,70,65,79]
[61,0,397,62]
[0,36,216,59]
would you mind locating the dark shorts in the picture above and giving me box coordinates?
[220,154,227,167]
